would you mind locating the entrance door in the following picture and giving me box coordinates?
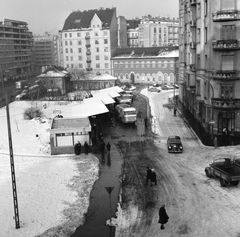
[130,73,135,84]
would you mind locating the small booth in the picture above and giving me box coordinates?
[50,117,91,155]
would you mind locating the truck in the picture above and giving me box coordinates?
[205,155,240,187]
[115,104,137,123]
[116,96,132,105]
[15,80,28,93]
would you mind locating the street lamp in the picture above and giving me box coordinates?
[209,82,215,140]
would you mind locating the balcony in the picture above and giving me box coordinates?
[85,43,91,48]
[85,35,90,40]
[190,42,196,49]
[86,67,92,72]
[211,70,240,80]
[190,20,196,27]
[86,59,91,63]
[212,98,240,109]
[212,39,240,50]
[212,10,240,22]
[86,51,91,55]
[190,0,197,5]
[189,64,196,71]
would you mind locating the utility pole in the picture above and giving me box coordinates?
[1,69,20,229]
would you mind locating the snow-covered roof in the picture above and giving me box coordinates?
[92,74,117,81]
[92,93,115,105]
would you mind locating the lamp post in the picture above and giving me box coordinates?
[209,82,215,140]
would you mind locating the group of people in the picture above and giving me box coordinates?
[74,141,90,155]
[146,167,157,186]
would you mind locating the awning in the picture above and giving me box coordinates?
[92,93,115,105]
[93,87,120,98]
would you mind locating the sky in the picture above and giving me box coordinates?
[0,0,179,35]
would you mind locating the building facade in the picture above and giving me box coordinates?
[117,16,128,48]
[127,19,141,47]
[112,47,179,85]
[138,16,179,47]
[179,0,240,145]
[61,8,118,75]
[0,18,33,81]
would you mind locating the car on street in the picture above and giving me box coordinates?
[161,85,171,90]
[167,136,183,153]
[173,84,179,89]
[148,87,161,93]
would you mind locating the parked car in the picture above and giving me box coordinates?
[167,136,183,153]
[148,87,161,93]
[173,84,179,89]
[161,85,170,90]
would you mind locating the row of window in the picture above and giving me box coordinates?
[65,55,109,61]
[63,31,108,38]
[65,63,109,69]
[65,47,109,53]
[114,61,175,69]
[64,39,108,46]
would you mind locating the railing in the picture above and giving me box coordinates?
[210,70,240,80]
[85,43,91,47]
[85,35,90,39]
[86,59,91,63]
[190,64,196,71]
[212,39,240,50]
[212,98,240,109]
[86,51,91,55]
[86,67,92,71]
[212,10,240,21]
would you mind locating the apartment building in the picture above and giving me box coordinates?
[138,16,179,47]
[33,33,58,73]
[0,18,33,81]
[179,0,240,145]
[127,19,141,47]
[61,8,118,75]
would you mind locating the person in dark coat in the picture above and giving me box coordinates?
[74,141,81,155]
[100,141,105,155]
[159,204,169,230]
[146,167,152,185]
[84,141,89,155]
[106,142,111,154]
[150,168,157,186]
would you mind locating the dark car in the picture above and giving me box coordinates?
[167,136,183,153]
[148,87,161,93]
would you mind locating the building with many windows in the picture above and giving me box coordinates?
[179,0,240,145]
[0,18,33,81]
[127,19,141,47]
[61,8,118,75]
[138,16,179,47]
[112,46,179,85]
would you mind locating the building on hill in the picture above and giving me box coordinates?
[111,46,179,85]
[60,7,118,75]
[0,18,33,82]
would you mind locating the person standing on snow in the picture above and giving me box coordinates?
[146,167,152,185]
[150,168,157,186]
[158,204,169,230]
[106,142,111,155]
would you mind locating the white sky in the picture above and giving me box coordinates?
[0,0,179,35]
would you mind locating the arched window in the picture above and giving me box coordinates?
[125,62,128,68]
[146,61,150,69]
[125,73,129,79]
[164,73,168,83]
[152,73,156,82]
[141,73,145,81]
[115,73,118,78]
[119,62,123,69]
[130,61,134,68]
[169,73,174,84]
[152,61,156,68]
[141,61,145,68]
[136,73,140,80]
[157,61,162,68]
[120,73,124,79]
[136,61,140,68]
[147,73,151,81]
[163,61,168,68]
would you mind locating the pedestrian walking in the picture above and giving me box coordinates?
[100,141,105,155]
[150,168,157,186]
[213,137,218,148]
[84,141,89,155]
[74,141,81,155]
[158,204,169,230]
[106,142,111,155]
[146,167,152,185]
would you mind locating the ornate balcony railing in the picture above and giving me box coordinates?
[86,59,91,63]
[86,67,92,71]
[189,64,196,71]
[86,51,91,55]
[212,39,240,50]
[210,70,240,80]
[212,98,240,109]
[85,35,90,40]
[85,43,91,48]
[212,10,240,21]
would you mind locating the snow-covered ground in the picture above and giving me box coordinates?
[0,101,99,237]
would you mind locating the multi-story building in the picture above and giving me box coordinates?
[0,18,33,81]
[127,19,141,47]
[33,33,59,74]
[117,16,128,48]
[138,16,179,47]
[179,0,240,145]
[112,46,179,85]
[61,7,118,75]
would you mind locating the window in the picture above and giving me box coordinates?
[96,47,99,53]
[221,55,234,70]
[66,56,68,61]
[71,56,73,61]
[95,40,99,44]
[104,47,108,52]
[78,48,81,53]
[71,64,74,68]
[221,85,233,99]
[204,0,208,16]
[70,41,72,45]
[96,63,100,68]
[70,48,73,53]
[222,25,235,40]
[204,27,207,44]
[105,63,109,68]
[96,55,100,60]
[104,31,108,36]
[78,40,81,45]
[141,62,145,68]
[78,56,82,61]
[77,33,81,37]
[69,33,72,37]
[65,41,68,46]
[196,80,200,95]
[154,27,157,33]
[65,33,67,38]
[95,32,98,36]
[65,49,68,53]
[104,55,109,60]
[104,39,108,44]
[79,63,82,68]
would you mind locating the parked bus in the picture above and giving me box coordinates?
[115,104,137,123]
